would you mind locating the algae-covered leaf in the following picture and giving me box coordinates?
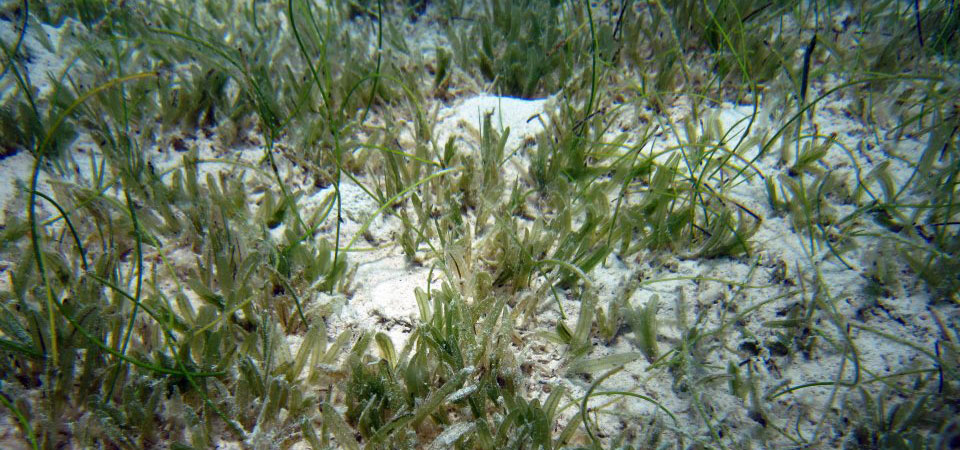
[287,325,322,382]
[375,332,397,368]
[629,295,660,362]
[428,421,476,450]
[412,366,476,427]
[322,403,360,450]
[566,352,642,376]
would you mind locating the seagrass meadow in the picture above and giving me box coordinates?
[0,0,958,448]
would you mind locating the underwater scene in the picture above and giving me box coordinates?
[0,0,958,448]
